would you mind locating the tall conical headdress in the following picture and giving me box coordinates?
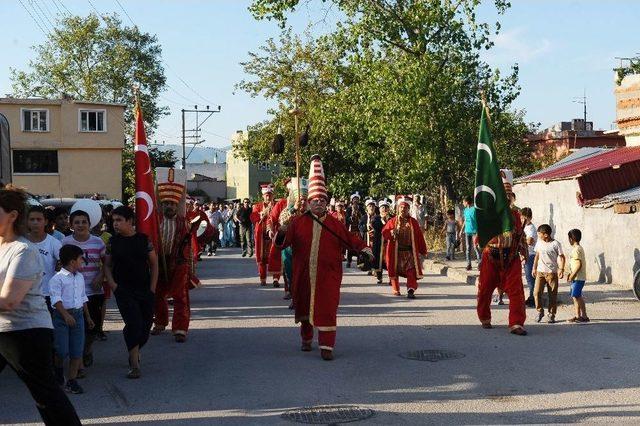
[308,154,327,200]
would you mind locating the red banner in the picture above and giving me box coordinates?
[134,103,160,252]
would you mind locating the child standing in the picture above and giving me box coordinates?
[442,209,459,261]
[567,229,589,323]
[459,196,480,271]
[532,224,565,324]
[49,244,95,393]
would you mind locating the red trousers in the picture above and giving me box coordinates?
[390,268,418,293]
[258,263,280,283]
[154,277,191,335]
[301,321,336,350]
[477,250,526,329]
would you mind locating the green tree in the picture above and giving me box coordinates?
[11,13,167,201]
[239,1,537,202]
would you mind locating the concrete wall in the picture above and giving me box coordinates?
[186,163,226,180]
[0,99,124,199]
[514,179,640,289]
[187,180,227,201]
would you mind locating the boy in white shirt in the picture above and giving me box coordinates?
[532,224,565,324]
[49,244,95,394]
[27,206,62,313]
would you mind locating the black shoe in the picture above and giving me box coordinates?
[242,252,247,257]
[273,280,280,288]
[64,379,84,394]
[525,297,535,308]
[83,352,93,368]
[536,312,544,323]
[55,367,64,386]
[98,331,107,341]
[407,289,416,299]
[466,265,472,271]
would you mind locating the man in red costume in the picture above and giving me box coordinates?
[276,155,372,361]
[477,169,528,336]
[152,168,199,343]
[382,195,428,299]
[251,184,281,287]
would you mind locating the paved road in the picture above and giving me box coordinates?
[3,247,640,425]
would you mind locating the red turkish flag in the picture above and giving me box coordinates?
[134,103,160,252]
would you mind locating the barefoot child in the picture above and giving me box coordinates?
[567,229,589,323]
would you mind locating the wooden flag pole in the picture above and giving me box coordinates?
[480,90,491,125]
[290,101,302,202]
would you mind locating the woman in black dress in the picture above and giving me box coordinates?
[104,206,158,379]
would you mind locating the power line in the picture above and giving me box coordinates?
[17,0,48,36]
[52,0,71,16]
[48,0,63,16]
[114,0,135,26]
[29,0,55,32]
[39,0,55,19]
[29,0,50,35]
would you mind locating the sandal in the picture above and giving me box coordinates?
[126,367,141,379]
[579,316,590,323]
[150,326,165,336]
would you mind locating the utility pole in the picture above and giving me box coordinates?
[573,89,588,131]
[181,105,221,169]
[181,109,186,169]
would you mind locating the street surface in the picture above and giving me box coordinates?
[3,247,640,425]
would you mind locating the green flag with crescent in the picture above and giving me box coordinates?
[474,105,513,248]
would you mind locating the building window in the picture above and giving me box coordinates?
[21,109,49,132]
[79,109,106,132]
[13,150,58,174]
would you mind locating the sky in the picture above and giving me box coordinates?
[0,0,637,150]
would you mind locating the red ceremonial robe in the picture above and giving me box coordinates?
[250,201,274,265]
[381,216,428,280]
[277,213,366,329]
[155,214,196,334]
[267,198,287,274]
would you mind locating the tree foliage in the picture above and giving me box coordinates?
[11,13,167,200]
[239,0,537,201]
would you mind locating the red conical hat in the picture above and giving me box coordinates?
[308,154,328,200]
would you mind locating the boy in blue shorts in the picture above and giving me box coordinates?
[49,244,95,393]
[567,228,589,323]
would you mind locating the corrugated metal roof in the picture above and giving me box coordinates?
[586,185,640,208]
[519,146,640,183]
[516,147,609,182]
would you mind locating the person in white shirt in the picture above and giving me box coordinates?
[27,206,62,313]
[50,244,95,394]
[205,202,223,256]
[520,207,537,307]
[532,224,565,324]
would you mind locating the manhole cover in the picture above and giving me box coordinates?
[281,405,375,424]
[399,349,465,362]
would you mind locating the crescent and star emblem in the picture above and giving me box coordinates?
[477,143,493,163]
[135,144,152,175]
[474,185,496,211]
[135,191,154,221]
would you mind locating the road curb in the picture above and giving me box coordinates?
[423,259,477,286]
